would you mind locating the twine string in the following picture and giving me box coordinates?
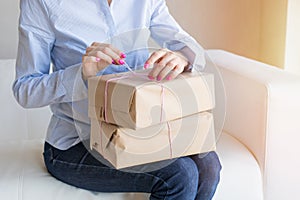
[99,121,103,154]
[167,121,173,159]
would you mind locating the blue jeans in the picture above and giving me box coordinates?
[43,141,221,200]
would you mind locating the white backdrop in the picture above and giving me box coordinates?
[284,0,300,76]
[3,0,296,76]
[0,0,263,62]
[0,0,19,59]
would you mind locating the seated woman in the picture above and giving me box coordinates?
[13,0,222,199]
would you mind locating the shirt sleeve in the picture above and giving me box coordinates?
[13,0,87,108]
[149,0,206,71]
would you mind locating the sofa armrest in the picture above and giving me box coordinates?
[207,50,300,200]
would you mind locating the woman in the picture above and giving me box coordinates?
[13,0,221,199]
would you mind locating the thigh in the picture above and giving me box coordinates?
[43,141,198,196]
[190,151,222,175]
[43,142,155,193]
[190,151,222,200]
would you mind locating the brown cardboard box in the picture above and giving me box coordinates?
[88,71,215,129]
[90,112,216,169]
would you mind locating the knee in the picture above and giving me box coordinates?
[166,157,199,198]
[196,151,222,185]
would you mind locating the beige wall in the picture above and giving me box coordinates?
[167,0,288,69]
[260,0,288,68]
[167,0,262,61]
[0,0,291,70]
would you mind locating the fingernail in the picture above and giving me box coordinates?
[144,63,149,69]
[112,60,116,64]
[119,59,125,65]
[96,57,101,62]
[157,76,162,81]
[120,53,126,58]
[148,76,155,80]
[166,76,172,81]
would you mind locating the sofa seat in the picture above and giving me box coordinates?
[0,132,263,200]
[0,139,148,200]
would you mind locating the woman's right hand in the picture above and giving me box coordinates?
[81,42,126,80]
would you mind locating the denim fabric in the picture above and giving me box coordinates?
[43,142,221,200]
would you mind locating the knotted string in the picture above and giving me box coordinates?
[102,61,173,159]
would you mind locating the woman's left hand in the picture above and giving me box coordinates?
[144,49,189,81]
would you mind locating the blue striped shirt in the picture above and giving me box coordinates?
[13,0,205,150]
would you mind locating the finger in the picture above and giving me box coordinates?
[102,44,127,64]
[86,46,96,54]
[82,55,100,63]
[156,51,176,66]
[91,42,101,47]
[156,58,178,80]
[149,54,176,80]
[166,65,184,80]
[102,44,125,62]
[101,46,122,64]
[145,49,168,68]
[104,44,124,58]
[89,51,114,64]
[90,43,125,63]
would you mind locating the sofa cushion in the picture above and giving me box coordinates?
[0,132,262,200]
[0,59,51,141]
[214,133,263,200]
[0,139,149,200]
[0,60,28,141]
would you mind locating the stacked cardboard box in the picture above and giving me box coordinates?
[88,71,216,169]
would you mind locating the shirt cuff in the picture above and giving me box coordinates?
[179,45,206,72]
[61,63,88,102]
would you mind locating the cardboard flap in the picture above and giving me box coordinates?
[89,71,151,114]
[90,120,121,150]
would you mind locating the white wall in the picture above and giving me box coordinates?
[0,0,263,61]
[0,0,19,59]
[0,0,292,72]
[284,0,300,76]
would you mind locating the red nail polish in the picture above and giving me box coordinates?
[166,76,172,81]
[120,53,126,58]
[112,60,116,64]
[144,63,149,69]
[157,76,162,81]
[119,59,125,65]
[96,57,101,62]
[148,76,154,80]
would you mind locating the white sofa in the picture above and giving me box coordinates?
[1,50,299,200]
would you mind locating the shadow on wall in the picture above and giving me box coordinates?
[0,0,262,60]
[0,0,288,70]
[167,0,262,62]
[0,0,19,59]
[167,0,288,69]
